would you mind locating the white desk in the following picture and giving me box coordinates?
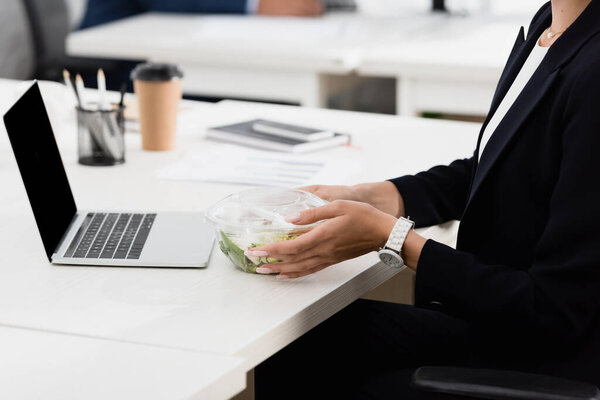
[66,12,531,116]
[67,12,454,109]
[358,13,531,116]
[67,13,361,107]
[0,325,246,400]
[0,80,478,396]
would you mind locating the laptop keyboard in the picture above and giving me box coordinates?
[64,213,156,260]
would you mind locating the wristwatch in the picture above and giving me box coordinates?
[378,217,415,269]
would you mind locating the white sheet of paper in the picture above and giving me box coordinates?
[157,145,357,187]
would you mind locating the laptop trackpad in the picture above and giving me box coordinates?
[140,213,214,267]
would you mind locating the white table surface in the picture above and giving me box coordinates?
[359,13,528,78]
[65,11,488,110]
[66,11,533,115]
[0,80,479,374]
[67,12,368,106]
[0,325,245,400]
[67,12,449,73]
[358,13,532,115]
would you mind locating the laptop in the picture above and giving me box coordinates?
[3,82,214,268]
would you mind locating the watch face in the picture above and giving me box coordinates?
[379,249,404,268]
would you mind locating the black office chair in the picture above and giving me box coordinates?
[432,0,447,12]
[21,0,126,87]
[412,366,600,400]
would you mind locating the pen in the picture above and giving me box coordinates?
[97,69,107,110]
[118,82,127,108]
[63,69,81,107]
[75,74,87,110]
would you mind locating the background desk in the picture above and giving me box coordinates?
[0,325,245,400]
[67,13,369,107]
[0,79,477,398]
[67,12,530,116]
[358,14,526,116]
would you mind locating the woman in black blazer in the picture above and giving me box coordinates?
[252,1,600,398]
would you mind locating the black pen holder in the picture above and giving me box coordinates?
[77,104,125,166]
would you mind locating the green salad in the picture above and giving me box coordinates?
[206,188,327,273]
[218,230,304,273]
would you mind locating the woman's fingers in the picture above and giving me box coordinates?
[257,255,327,275]
[246,221,334,258]
[258,0,323,16]
[247,203,354,259]
[247,232,315,258]
[302,0,324,16]
[297,185,320,195]
[287,200,349,225]
[298,185,334,202]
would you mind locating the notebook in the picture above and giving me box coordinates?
[206,119,351,153]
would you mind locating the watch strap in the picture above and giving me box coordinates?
[384,217,415,253]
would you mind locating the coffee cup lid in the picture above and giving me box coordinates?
[130,63,183,82]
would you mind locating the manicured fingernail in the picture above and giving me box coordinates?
[276,274,290,280]
[285,213,301,223]
[256,267,273,274]
[245,250,269,257]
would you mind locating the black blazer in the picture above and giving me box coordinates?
[391,1,600,384]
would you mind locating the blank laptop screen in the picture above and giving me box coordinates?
[3,82,77,260]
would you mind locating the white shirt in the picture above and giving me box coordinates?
[478,39,549,160]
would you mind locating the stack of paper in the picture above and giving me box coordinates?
[157,145,357,187]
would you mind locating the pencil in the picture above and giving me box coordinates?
[75,74,87,110]
[63,69,81,107]
[97,68,108,110]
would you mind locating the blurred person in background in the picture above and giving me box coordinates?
[80,0,324,29]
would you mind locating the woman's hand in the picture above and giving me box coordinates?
[301,181,405,217]
[258,0,323,16]
[245,200,398,279]
[298,185,360,202]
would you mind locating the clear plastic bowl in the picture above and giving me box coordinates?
[205,188,327,273]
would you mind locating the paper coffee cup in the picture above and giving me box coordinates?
[131,63,183,151]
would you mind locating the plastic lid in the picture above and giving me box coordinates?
[130,63,183,82]
[205,188,327,232]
